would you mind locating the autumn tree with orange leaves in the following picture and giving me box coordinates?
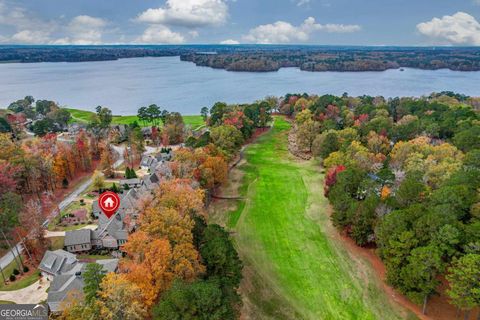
[119,179,206,309]
[154,179,205,217]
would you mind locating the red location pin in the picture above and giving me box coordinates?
[98,191,120,219]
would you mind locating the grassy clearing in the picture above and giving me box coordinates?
[47,237,65,251]
[229,116,405,320]
[0,259,40,291]
[65,108,204,130]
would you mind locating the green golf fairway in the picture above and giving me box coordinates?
[233,116,404,319]
[65,108,205,129]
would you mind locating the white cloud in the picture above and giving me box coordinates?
[243,17,361,44]
[11,30,51,44]
[54,15,108,45]
[136,25,185,44]
[296,0,311,6]
[0,0,57,43]
[0,1,110,44]
[244,21,306,44]
[189,30,199,38]
[0,1,37,29]
[417,12,480,45]
[220,39,239,44]
[136,0,228,27]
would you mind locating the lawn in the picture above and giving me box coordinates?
[229,117,405,319]
[65,108,205,130]
[77,254,113,261]
[0,259,40,291]
[48,200,93,231]
[47,237,65,251]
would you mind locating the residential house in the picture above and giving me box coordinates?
[91,188,140,250]
[38,249,78,280]
[110,124,129,143]
[93,209,129,249]
[141,126,152,138]
[119,178,141,189]
[64,229,92,253]
[92,201,101,219]
[154,160,173,180]
[78,171,162,253]
[139,173,160,194]
[140,155,156,170]
[47,258,119,313]
[67,123,86,138]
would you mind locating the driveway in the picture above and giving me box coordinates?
[44,225,98,238]
[0,279,49,304]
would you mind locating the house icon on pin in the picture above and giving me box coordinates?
[104,197,115,208]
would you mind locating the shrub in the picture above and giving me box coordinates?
[80,199,85,206]
[9,275,16,282]
[23,266,29,273]
[13,268,20,275]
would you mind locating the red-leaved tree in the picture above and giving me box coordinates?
[324,165,346,196]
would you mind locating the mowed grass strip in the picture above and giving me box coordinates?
[65,108,204,130]
[234,116,403,320]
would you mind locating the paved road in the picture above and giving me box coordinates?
[52,145,125,218]
[0,243,24,270]
[0,145,125,271]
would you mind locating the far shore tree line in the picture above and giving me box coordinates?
[289,91,480,318]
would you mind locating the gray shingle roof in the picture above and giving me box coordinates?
[38,250,77,276]
[119,178,141,186]
[96,259,119,273]
[155,161,173,179]
[47,259,119,313]
[92,201,100,218]
[140,155,155,168]
[142,173,160,191]
[48,276,84,313]
[148,159,159,172]
[113,230,128,241]
[64,229,92,246]
[102,235,118,248]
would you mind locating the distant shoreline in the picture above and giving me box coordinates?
[1,45,479,72]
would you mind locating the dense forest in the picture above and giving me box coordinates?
[1,45,480,72]
[289,91,480,317]
[181,48,480,72]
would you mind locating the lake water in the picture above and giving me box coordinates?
[1,56,480,115]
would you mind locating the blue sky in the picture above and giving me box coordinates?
[0,0,479,45]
